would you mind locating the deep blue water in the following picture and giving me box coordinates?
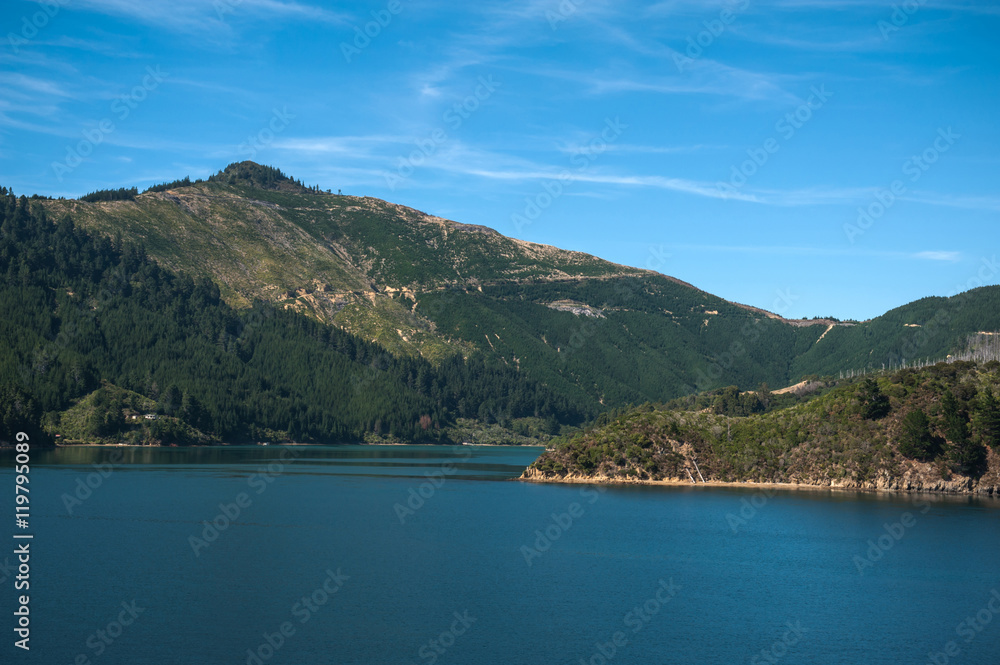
[2,444,999,664]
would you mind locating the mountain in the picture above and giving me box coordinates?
[42,162,632,363]
[4,161,999,446]
[40,164,1000,404]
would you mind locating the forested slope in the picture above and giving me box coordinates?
[0,189,583,445]
[524,362,1000,495]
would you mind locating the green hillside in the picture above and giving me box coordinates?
[525,361,1000,494]
[40,162,626,361]
[0,189,583,445]
[791,289,1000,377]
[415,278,826,406]
[51,382,213,445]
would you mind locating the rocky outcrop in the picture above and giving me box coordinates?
[546,300,605,318]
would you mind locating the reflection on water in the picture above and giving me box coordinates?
[0,444,546,481]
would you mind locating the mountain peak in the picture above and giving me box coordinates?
[208,161,310,193]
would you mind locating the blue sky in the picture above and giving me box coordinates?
[2,0,998,320]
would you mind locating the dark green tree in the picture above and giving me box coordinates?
[758,382,771,411]
[942,390,987,476]
[713,386,741,416]
[857,378,890,420]
[180,392,207,430]
[86,387,125,438]
[941,390,969,445]
[0,383,48,445]
[159,384,182,416]
[80,187,138,202]
[972,389,1000,450]
[897,409,939,461]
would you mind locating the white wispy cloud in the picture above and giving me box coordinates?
[664,244,965,262]
[407,49,497,100]
[744,185,875,207]
[23,35,146,58]
[0,72,75,99]
[523,58,801,105]
[455,166,760,202]
[271,135,411,158]
[737,31,886,52]
[266,133,1000,214]
[59,0,346,36]
[659,0,998,12]
[913,250,962,262]
[478,0,619,26]
[554,143,724,155]
[0,110,75,135]
[903,192,1000,213]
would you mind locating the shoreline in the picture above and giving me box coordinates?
[46,441,541,448]
[15,443,998,498]
[517,471,1000,498]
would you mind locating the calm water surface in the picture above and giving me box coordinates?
[2,445,999,664]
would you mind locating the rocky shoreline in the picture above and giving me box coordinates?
[519,466,1000,496]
